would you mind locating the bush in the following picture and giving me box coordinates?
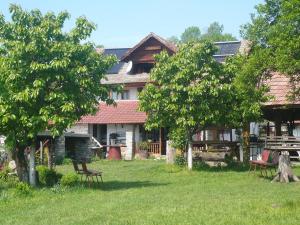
[15,182,31,196]
[0,167,10,181]
[60,174,79,187]
[174,155,187,167]
[62,158,72,165]
[36,165,62,187]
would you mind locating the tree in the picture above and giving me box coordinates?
[167,36,180,45]
[139,42,234,169]
[0,5,119,182]
[223,52,270,160]
[201,22,237,42]
[241,0,300,97]
[168,23,237,44]
[180,26,201,43]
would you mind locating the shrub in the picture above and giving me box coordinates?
[36,165,62,187]
[15,182,31,196]
[60,174,79,187]
[0,167,10,181]
[174,155,187,167]
[62,158,72,165]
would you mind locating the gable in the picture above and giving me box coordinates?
[121,33,177,63]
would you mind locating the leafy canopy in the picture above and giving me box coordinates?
[139,42,234,148]
[241,0,300,97]
[0,5,118,148]
[168,22,237,44]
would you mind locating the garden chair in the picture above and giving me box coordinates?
[71,160,85,181]
[249,149,271,177]
[81,162,103,186]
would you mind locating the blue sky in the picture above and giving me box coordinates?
[0,0,264,48]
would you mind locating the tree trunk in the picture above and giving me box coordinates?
[272,154,299,183]
[13,147,29,182]
[29,147,36,186]
[187,141,193,170]
[166,141,176,164]
[242,123,250,162]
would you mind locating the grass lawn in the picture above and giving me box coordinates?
[1,160,300,225]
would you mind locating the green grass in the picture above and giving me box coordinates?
[1,160,300,225]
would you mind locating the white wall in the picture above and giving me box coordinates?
[107,124,140,145]
[67,124,89,134]
[128,87,139,100]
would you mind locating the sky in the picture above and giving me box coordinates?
[0,0,264,48]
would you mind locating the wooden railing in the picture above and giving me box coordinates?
[147,143,160,155]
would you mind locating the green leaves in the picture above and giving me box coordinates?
[242,0,300,97]
[139,41,235,149]
[0,5,117,148]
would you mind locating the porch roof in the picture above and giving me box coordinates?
[78,100,147,124]
[264,72,300,107]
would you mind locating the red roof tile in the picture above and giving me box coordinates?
[264,72,300,106]
[78,100,146,124]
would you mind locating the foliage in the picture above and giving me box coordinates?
[174,155,186,167]
[166,36,180,45]
[168,22,237,44]
[0,5,120,180]
[223,54,270,127]
[139,41,235,148]
[241,0,300,97]
[180,26,202,43]
[0,166,10,181]
[137,141,150,151]
[36,165,62,187]
[62,158,72,165]
[60,173,79,187]
[201,22,237,42]
[14,182,31,196]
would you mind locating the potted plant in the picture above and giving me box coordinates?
[137,141,150,159]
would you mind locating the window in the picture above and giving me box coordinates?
[121,90,129,100]
[132,63,154,74]
[111,90,130,100]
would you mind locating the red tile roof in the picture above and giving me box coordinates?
[78,100,146,124]
[264,72,300,106]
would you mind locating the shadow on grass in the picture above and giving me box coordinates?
[78,180,169,191]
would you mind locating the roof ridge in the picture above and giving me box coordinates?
[214,40,241,44]
[104,47,131,50]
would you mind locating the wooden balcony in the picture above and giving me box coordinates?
[136,142,161,155]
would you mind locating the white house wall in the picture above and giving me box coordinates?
[67,124,89,134]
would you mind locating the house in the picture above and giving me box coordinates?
[65,33,248,160]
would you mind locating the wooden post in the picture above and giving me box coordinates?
[275,119,282,136]
[266,122,270,136]
[159,127,164,155]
